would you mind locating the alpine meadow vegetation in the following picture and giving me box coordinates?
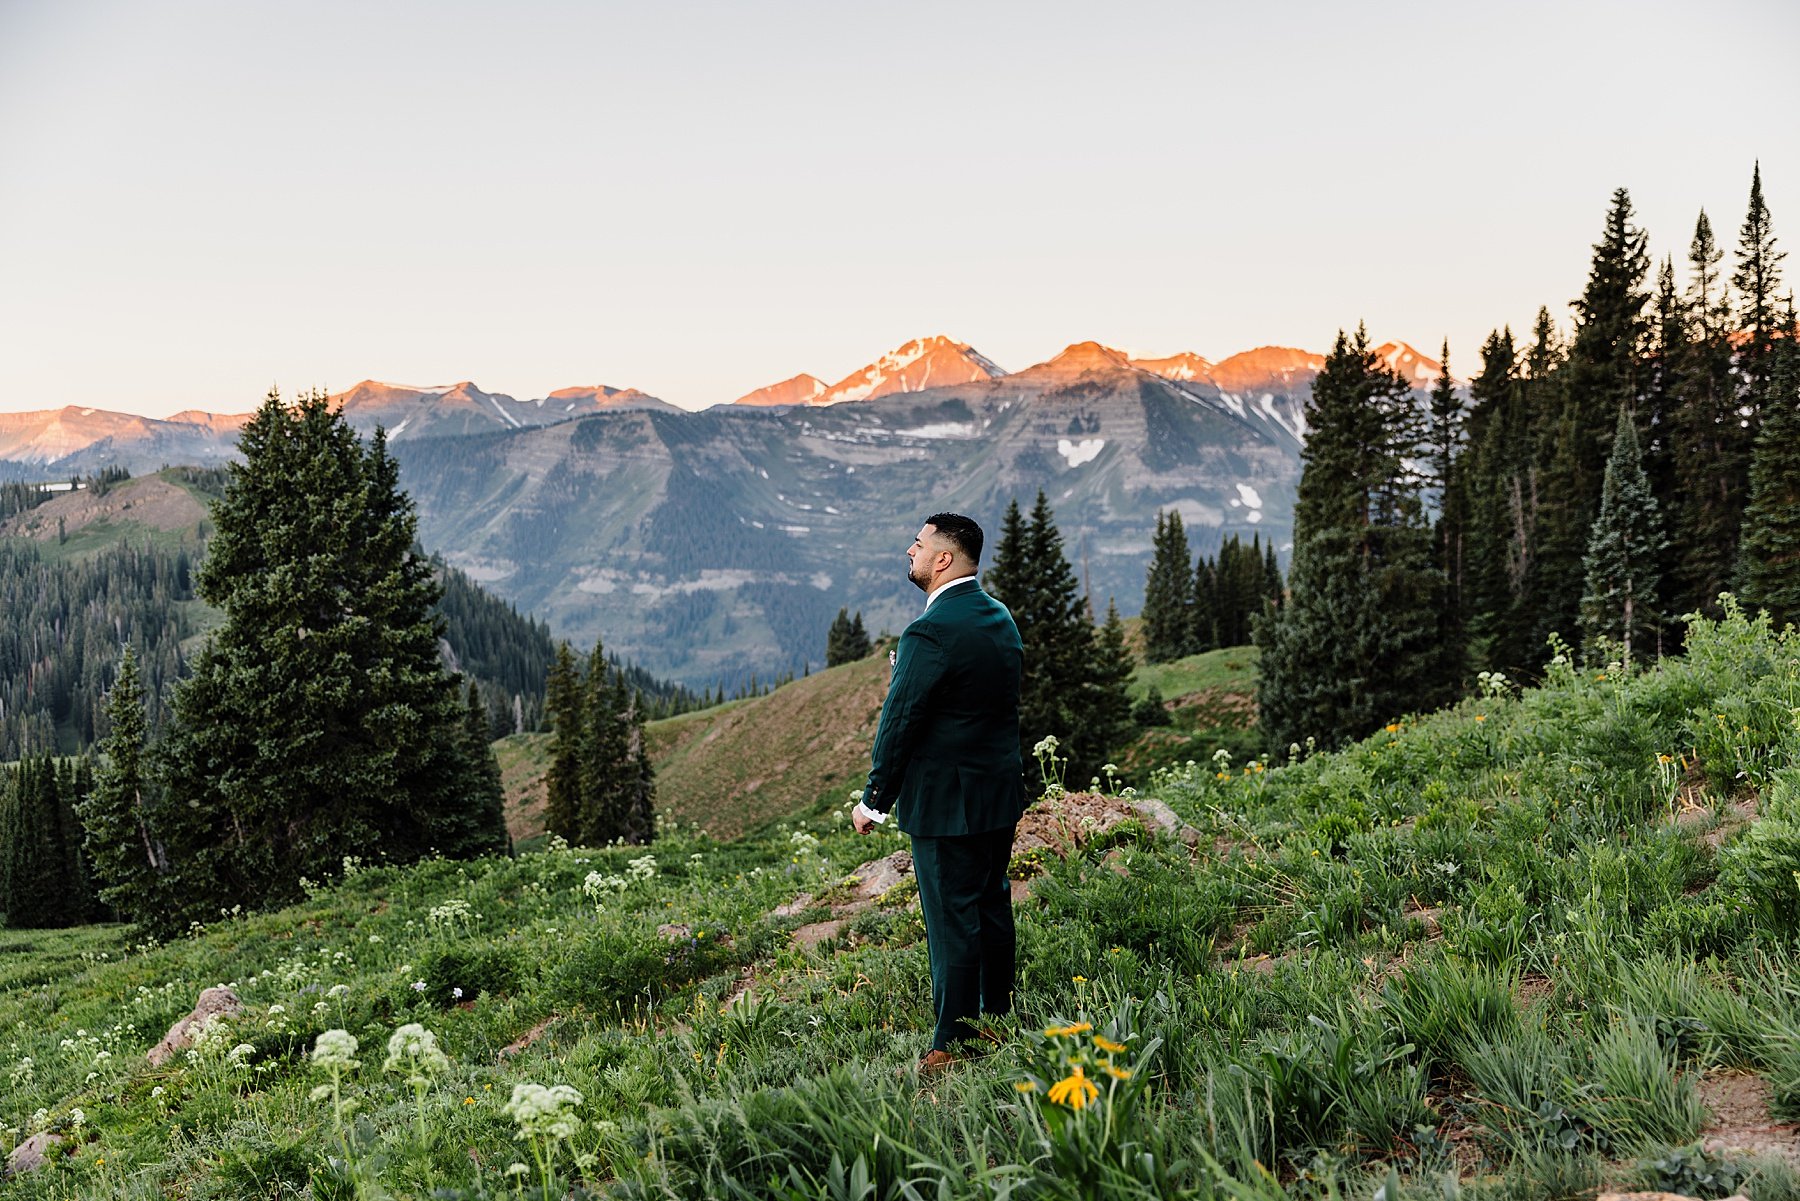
[6,601,1800,1198]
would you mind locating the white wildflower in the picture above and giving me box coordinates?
[311,1029,361,1071]
[503,1082,584,1141]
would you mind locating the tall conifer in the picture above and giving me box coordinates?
[1141,511,1193,663]
[1736,299,1800,627]
[1259,327,1457,749]
[1578,408,1668,663]
[80,645,163,923]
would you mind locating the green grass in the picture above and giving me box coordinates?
[12,602,1800,1197]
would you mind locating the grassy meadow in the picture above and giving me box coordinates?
[6,602,1800,1198]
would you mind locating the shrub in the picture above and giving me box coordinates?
[415,942,524,1009]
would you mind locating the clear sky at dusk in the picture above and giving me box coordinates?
[1,0,1795,416]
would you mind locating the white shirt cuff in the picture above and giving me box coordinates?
[853,800,889,825]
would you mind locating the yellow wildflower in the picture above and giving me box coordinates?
[1475,714,1487,722]
[1384,723,1401,734]
[1093,1035,1127,1054]
[1102,1063,1132,1080]
[1047,1065,1099,1110]
[463,1096,475,1105]
[1013,1080,1037,1093]
[1072,975,1088,984]
[1044,1021,1093,1037]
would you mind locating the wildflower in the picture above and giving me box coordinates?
[506,1163,531,1178]
[452,987,464,1000]
[1384,723,1401,734]
[503,1082,585,1141]
[1013,1080,1037,1093]
[383,1023,450,1080]
[411,980,427,993]
[1093,1035,1127,1054]
[311,1029,361,1070]
[1072,975,1088,984]
[1044,1021,1093,1038]
[1475,714,1487,722]
[1047,1066,1099,1110]
[1102,1063,1132,1080]
[1033,735,1060,756]
[328,984,350,998]
[464,1096,476,1105]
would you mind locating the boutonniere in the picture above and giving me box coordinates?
[889,649,898,666]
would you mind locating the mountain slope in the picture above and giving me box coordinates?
[390,348,1305,685]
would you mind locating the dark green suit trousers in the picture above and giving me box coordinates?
[910,825,1017,1050]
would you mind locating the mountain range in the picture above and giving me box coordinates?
[1,334,1445,686]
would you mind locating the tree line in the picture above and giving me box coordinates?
[1140,520,1283,663]
[1259,166,1798,750]
[542,642,657,848]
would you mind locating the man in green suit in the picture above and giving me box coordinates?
[854,512,1025,1073]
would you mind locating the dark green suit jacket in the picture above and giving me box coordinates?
[864,579,1025,837]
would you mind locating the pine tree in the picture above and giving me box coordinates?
[1541,190,1651,654]
[1262,541,1283,610]
[619,689,657,846]
[1734,163,1787,407]
[542,642,583,842]
[461,679,511,857]
[1736,298,1800,627]
[1578,408,1668,663]
[154,390,506,929]
[1085,601,1137,778]
[1426,342,1468,628]
[986,492,1113,785]
[79,645,164,924]
[1140,511,1193,663]
[577,649,626,846]
[1,757,97,928]
[825,608,872,667]
[1191,551,1218,652]
[1258,326,1458,750]
[1669,210,1753,622]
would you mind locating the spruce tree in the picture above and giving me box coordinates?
[1141,511,1193,663]
[1085,601,1138,777]
[1258,326,1458,750]
[986,492,1112,785]
[79,645,164,924]
[619,689,657,846]
[825,609,871,667]
[1191,551,1218,652]
[1541,190,1650,654]
[1736,298,1800,627]
[1670,210,1753,622]
[1427,341,1469,628]
[577,649,628,846]
[1,757,97,928]
[1734,163,1786,406]
[542,642,583,842]
[461,679,511,857]
[1578,408,1668,663]
[154,390,505,929]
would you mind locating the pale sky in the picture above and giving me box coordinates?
[1,0,1795,417]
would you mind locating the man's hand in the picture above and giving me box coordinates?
[853,808,875,835]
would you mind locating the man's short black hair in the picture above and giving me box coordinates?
[925,512,984,564]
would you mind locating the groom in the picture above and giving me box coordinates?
[853,512,1025,1073]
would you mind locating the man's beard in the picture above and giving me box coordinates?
[907,557,931,592]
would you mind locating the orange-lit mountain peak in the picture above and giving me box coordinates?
[1131,351,1214,382]
[813,336,1005,404]
[733,373,828,407]
[1371,341,1448,387]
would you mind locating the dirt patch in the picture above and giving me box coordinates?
[792,920,845,948]
[1704,795,1762,850]
[1514,974,1555,1008]
[498,1016,558,1061]
[1699,1070,1800,1167]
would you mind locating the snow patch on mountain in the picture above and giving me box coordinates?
[1058,437,1105,467]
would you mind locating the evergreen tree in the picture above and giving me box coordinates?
[542,642,583,843]
[619,689,657,846]
[1141,511,1194,663]
[1669,210,1753,622]
[461,679,511,857]
[1085,601,1138,777]
[1737,298,1800,627]
[1262,541,1283,611]
[154,390,506,930]
[79,645,164,923]
[1540,190,1651,653]
[1578,408,1668,663]
[1258,326,1458,750]
[986,492,1117,785]
[1734,163,1787,406]
[1,756,98,928]
[1191,551,1218,652]
[1427,342,1470,644]
[825,608,872,667]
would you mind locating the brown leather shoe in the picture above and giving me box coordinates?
[918,1048,957,1077]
